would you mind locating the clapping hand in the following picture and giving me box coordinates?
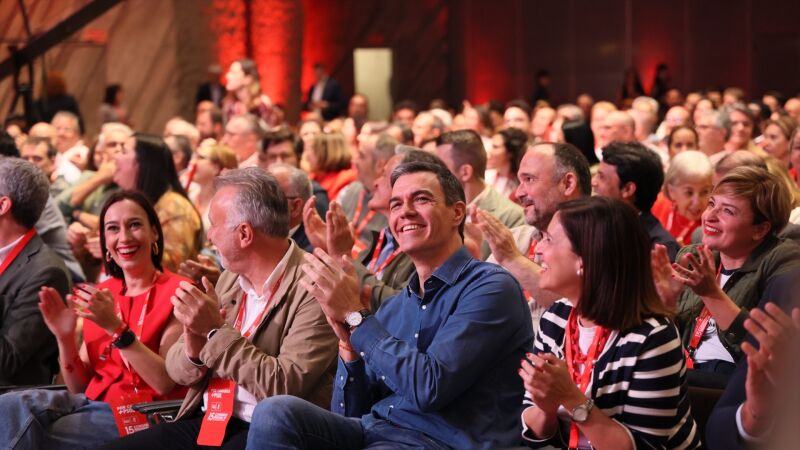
[519,353,585,415]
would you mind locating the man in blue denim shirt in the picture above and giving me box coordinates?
[245,160,533,450]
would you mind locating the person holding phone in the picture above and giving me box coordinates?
[0,191,188,449]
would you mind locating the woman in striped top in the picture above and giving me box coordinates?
[519,197,701,449]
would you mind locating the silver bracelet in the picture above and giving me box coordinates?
[207,328,220,341]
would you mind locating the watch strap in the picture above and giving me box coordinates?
[112,328,136,349]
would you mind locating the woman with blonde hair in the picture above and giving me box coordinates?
[188,142,238,231]
[652,151,713,246]
[653,166,800,387]
[760,115,798,168]
[303,132,356,201]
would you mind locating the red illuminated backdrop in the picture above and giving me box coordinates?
[206,0,800,121]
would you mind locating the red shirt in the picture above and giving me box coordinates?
[83,270,188,402]
[312,168,357,201]
[653,193,699,246]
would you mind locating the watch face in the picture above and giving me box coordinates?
[572,406,589,422]
[345,311,362,327]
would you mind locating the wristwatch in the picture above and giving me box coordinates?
[570,398,594,423]
[344,309,372,329]
[112,328,136,349]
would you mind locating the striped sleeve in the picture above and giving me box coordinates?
[599,318,700,449]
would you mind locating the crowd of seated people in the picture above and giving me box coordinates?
[1,58,800,449]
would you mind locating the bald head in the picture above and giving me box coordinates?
[598,111,635,147]
[785,98,800,122]
[664,106,690,135]
[531,107,556,139]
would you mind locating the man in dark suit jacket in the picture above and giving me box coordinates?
[0,158,70,385]
[304,63,344,121]
[706,265,800,449]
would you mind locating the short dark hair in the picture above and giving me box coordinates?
[557,197,670,330]
[399,148,449,168]
[132,133,189,204]
[207,107,224,126]
[390,160,466,238]
[0,131,18,157]
[667,125,698,149]
[25,136,57,159]
[436,129,487,179]
[505,99,532,118]
[263,127,299,157]
[0,158,49,228]
[104,84,122,105]
[528,142,592,197]
[551,142,592,196]
[601,141,663,212]
[99,191,165,279]
[393,100,419,114]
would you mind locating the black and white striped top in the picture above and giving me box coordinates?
[523,300,702,449]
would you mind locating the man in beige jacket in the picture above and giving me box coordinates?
[103,168,338,449]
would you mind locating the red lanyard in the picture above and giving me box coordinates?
[666,209,697,246]
[234,270,286,339]
[0,229,36,277]
[564,310,609,449]
[685,265,723,369]
[368,229,401,278]
[521,239,539,301]
[106,273,160,389]
[351,190,376,238]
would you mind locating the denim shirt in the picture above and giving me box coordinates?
[332,246,534,449]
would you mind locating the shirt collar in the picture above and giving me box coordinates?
[408,246,473,294]
[0,233,25,264]
[288,224,300,239]
[382,226,397,250]
[238,240,294,301]
[467,185,491,207]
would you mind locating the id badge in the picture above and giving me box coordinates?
[196,378,236,446]
[351,239,368,259]
[110,390,152,437]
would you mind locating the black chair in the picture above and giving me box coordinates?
[687,385,723,438]
[132,399,184,425]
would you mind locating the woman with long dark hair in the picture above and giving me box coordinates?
[0,191,188,448]
[520,197,701,449]
[113,133,202,271]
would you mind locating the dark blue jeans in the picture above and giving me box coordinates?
[245,395,450,450]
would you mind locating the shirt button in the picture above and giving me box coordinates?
[421,305,427,310]
[359,351,365,357]
[349,377,354,382]
[381,375,386,380]
[389,405,394,409]
[339,402,344,408]
[340,375,344,381]
[414,333,419,339]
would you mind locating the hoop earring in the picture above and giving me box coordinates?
[152,242,159,255]
[577,267,583,277]
[105,251,112,262]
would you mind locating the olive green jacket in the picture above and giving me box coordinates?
[676,236,800,362]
